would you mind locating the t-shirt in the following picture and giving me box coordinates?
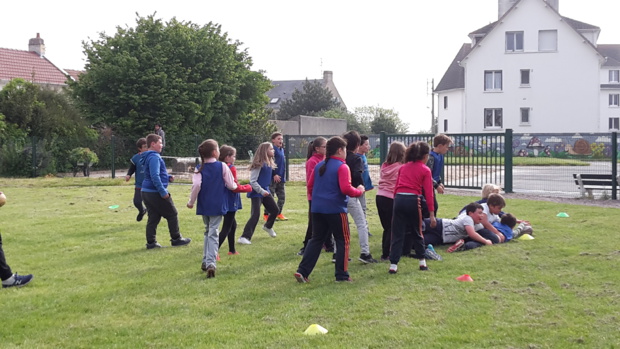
[442,213,476,243]
[492,222,514,242]
[474,203,500,231]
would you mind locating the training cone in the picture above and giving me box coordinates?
[556,212,569,218]
[304,324,328,335]
[456,274,474,282]
[518,234,535,240]
[108,205,120,209]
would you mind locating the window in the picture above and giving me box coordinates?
[269,98,279,104]
[506,31,524,52]
[484,108,503,129]
[610,117,619,130]
[538,30,558,51]
[484,71,503,91]
[520,108,530,124]
[443,96,448,109]
[443,119,448,132]
[520,69,530,86]
[610,70,620,83]
[610,94,620,107]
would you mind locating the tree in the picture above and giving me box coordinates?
[319,108,370,134]
[276,79,340,119]
[354,106,409,134]
[71,14,273,148]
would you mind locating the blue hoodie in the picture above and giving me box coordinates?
[140,150,170,197]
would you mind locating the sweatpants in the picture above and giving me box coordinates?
[202,215,223,267]
[219,211,238,253]
[375,195,394,259]
[346,196,370,255]
[390,194,425,265]
[141,191,182,244]
[242,196,278,240]
[0,233,13,281]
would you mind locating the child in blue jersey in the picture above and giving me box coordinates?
[125,137,148,222]
[492,213,517,242]
[238,142,279,244]
[426,134,452,215]
[264,132,288,221]
[218,145,252,255]
[295,136,365,283]
[187,139,238,278]
[358,134,374,237]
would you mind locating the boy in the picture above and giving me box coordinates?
[125,138,148,222]
[471,193,506,248]
[422,202,492,252]
[426,134,453,215]
[140,134,191,249]
[492,213,518,242]
[264,132,287,221]
[357,135,374,237]
[0,191,34,288]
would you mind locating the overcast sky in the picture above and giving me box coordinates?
[2,0,618,132]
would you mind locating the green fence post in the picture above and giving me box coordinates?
[379,132,387,165]
[111,135,116,179]
[284,134,290,182]
[504,129,513,193]
[31,136,37,178]
[612,132,617,200]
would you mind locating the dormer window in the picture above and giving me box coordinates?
[506,31,524,52]
[270,98,279,104]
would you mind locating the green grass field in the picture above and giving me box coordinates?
[1,178,618,348]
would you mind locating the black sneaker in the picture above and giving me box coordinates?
[206,264,216,278]
[335,277,352,282]
[419,265,429,271]
[2,273,34,288]
[146,242,162,249]
[171,236,191,247]
[297,248,305,256]
[359,253,378,264]
[201,262,208,272]
[136,210,147,222]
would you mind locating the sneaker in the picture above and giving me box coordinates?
[171,236,192,247]
[521,225,534,236]
[228,251,239,255]
[389,264,398,274]
[216,254,221,262]
[294,272,309,283]
[136,210,147,222]
[276,214,288,221]
[424,248,443,261]
[297,248,305,256]
[419,265,429,271]
[2,273,34,288]
[146,242,162,249]
[336,277,352,282]
[447,239,465,253]
[263,214,269,222]
[201,262,208,272]
[359,253,378,264]
[206,264,216,278]
[262,225,277,238]
[238,237,251,245]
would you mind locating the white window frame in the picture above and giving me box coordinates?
[506,31,524,52]
[538,30,558,52]
[520,69,530,86]
[443,119,448,132]
[609,117,619,131]
[484,108,503,129]
[484,70,503,91]
[610,94,620,107]
[443,96,448,109]
[520,108,531,125]
[610,70,620,83]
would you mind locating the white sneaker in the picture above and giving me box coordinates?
[238,237,252,245]
[389,264,398,274]
[262,225,277,237]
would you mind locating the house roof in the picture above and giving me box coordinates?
[64,69,84,81]
[434,44,472,92]
[0,47,70,85]
[266,79,322,109]
[597,44,620,67]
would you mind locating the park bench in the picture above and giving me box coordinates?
[572,173,618,198]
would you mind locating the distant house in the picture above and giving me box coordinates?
[266,70,347,112]
[435,0,620,133]
[0,33,82,90]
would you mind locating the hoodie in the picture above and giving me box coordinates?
[376,162,403,199]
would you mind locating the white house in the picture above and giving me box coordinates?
[435,0,620,133]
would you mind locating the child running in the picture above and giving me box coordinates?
[295,136,365,283]
[218,145,252,255]
[238,142,279,244]
[297,137,328,256]
[389,141,436,274]
[187,139,238,278]
[125,137,148,222]
[376,141,406,261]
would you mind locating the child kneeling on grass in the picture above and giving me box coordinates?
[422,202,488,252]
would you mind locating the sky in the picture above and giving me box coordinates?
[2,0,619,132]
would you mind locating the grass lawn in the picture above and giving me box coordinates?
[1,178,619,348]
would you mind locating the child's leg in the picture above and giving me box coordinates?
[262,195,279,229]
[133,188,145,213]
[297,213,330,279]
[331,212,351,281]
[228,214,238,253]
[347,197,369,255]
[219,211,235,248]
[0,233,14,281]
[142,191,163,244]
[241,197,262,240]
[202,215,222,266]
[376,195,394,259]
[301,200,313,249]
[389,195,414,265]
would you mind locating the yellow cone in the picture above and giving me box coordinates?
[518,234,535,240]
[304,324,328,335]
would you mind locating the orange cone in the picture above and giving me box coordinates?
[456,274,474,282]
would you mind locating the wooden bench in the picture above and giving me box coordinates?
[572,173,618,198]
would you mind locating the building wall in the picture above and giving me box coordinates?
[439,90,464,133]
[271,115,347,136]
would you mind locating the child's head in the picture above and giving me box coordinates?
[146,134,162,150]
[433,134,453,155]
[342,130,361,152]
[306,137,327,160]
[271,132,283,148]
[486,193,506,214]
[219,145,236,163]
[136,138,147,152]
[464,202,484,224]
[251,142,276,169]
[359,135,370,155]
[500,213,517,229]
[385,141,406,165]
[404,141,430,163]
[198,139,219,162]
[318,136,347,176]
[481,183,501,199]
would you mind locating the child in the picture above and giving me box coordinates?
[358,135,374,236]
[421,202,490,250]
[187,139,238,278]
[389,141,435,274]
[264,132,288,221]
[492,213,517,242]
[1,190,34,288]
[298,137,328,256]
[125,137,148,222]
[218,145,252,255]
[295,136,365,283]
[375,141,406,261]
[426,134,452,215]
[239,142,279,244]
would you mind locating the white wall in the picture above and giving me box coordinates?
[437,90,464,133]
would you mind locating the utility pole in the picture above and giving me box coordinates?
[431,78,436,134]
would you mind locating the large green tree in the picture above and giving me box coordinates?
[354,106,409,134]
[71,14,273,147]
[276,79,340,120]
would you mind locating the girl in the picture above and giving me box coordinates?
[187,139,238,278]
[218,145,252,255]
[295,136,364,283]
[375,141,406,261]
[238,142,279,244]
[297,137,327,256]
[388,141,436,274]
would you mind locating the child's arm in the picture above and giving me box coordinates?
[480,214,505,243]
[221,163,238,191]
[229,166,251,193]
[465,225,493,245]
[249,167,269,197]
[125,161,136,181]
[338,164,364,197]
[187,171,202,208]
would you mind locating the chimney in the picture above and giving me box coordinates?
[498,0,519,19]
[545,0,559,12]
[28,33,46,57]
[323,70,333,83]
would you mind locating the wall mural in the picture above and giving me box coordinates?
[513,133,616,159]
